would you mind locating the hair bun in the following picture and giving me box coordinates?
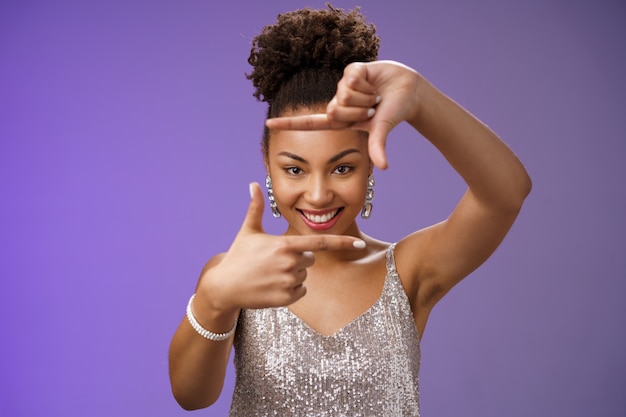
[247,4,379,103]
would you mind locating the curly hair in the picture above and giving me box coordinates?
[246,4,380,158]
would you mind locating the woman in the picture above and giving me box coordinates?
[169,5,531,416]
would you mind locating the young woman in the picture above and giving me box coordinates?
[169,5,531,416]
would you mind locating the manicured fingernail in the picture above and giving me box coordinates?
[249,183,255,198]
[367,108,376,118]
[353,239,366,249]
[375,95,382,104]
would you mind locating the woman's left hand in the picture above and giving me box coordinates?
[265,60,421,170]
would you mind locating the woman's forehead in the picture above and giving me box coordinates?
[269,128,368,158]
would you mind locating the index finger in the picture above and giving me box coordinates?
[284,234,366,252]
[265,114,350,131]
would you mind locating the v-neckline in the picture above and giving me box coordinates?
[283,270,391,338]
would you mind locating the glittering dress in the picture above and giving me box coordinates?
[229,243,421,416]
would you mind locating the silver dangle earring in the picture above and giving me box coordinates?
[361,174,375,219]
[265,175,281,218]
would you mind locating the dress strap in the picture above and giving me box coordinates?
[385,243,398,275]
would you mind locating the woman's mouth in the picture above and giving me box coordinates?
[299,208,342,230]
[302,209,338,223]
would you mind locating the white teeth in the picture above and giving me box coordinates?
[303,209,338,224]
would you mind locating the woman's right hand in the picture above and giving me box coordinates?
[194,182,365,319]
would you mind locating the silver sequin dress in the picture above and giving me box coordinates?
[229,243,421,416]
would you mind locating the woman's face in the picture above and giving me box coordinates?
[267,111,371,237]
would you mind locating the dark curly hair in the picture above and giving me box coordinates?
[246,3,380,159]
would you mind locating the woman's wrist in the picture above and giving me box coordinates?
[188,288,240,336]
[186,294,238,341]
[406,72,433,131]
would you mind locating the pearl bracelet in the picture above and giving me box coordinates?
[186,294,237,341]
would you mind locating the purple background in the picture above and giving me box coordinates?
[1,0,624,416]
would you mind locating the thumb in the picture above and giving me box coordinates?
[239,182,265,234]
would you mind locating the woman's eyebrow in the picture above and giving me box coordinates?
[276,148,360,164]
[329,148,360,163]
[277,151,307,164]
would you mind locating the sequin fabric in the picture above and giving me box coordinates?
[229,243,421,416]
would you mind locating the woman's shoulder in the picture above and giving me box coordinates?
[389,227,436,299]
[394,225,437,274]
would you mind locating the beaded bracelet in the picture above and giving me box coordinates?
[186,294,237,341]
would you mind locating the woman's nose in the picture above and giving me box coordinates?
[304,175,333,206]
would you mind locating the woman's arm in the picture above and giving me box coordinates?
[168,255,239,410]
[399,69,532,313]
[266,61,532,328]
[168,183,367,409]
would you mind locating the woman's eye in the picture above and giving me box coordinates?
[286,167,302,175]
[333,165,352,174]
